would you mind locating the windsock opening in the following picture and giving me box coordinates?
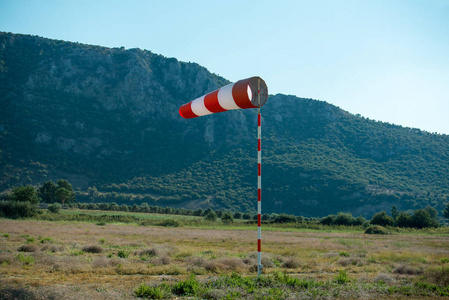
[179,76,268,119]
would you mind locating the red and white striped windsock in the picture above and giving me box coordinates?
[179,76,268,119]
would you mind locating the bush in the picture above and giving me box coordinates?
[221,212,234,224]
[281,258,301,269]
[118,250,130,258]
[48,203,62,213]
[393,264,423,275]
[10,186,39,204]
[157,218,182,227]
[425,267,449,286]
[0,201,37,218]
[365,225,389,235]
[82,245,103,253]
[274,213,297,223]
[17,244,37,252]
[320,215,336,226]
[172,274,199,296]
[204,211,217,221]
[134,283,171,299]
[334,269,350,284]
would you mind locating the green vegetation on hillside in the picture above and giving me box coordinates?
[1,32,449,217]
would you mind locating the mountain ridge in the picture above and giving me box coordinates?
[1,32,448,217]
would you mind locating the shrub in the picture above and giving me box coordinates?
[172,274,199,296]
[39,237,54,244]
[17,253,35,265]
[221,212,234,224]
[338,257,364,267]
[334,212,355,226]
[425,267,449,286]
[274,213,297,223]
[153,255,171,266]
[393,264,423,275]
[48,203,62,213]
[134,283,171,299]
[204,211,217,221]
[334,269,350,284]
[157,218,182,227]
[118,250,130,258]
[10,186,39,204]
[140,248,159,257]
[17,244,37,252]
[320,215,336,225]
[281,258,301,269]
[82,245,103,253]
[365,225,388,235]
[0,201,37,218]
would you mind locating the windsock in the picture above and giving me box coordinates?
[179,76,268,119]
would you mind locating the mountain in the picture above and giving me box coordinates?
[1,32,449,217]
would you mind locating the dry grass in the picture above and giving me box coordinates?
[1,218,449,299]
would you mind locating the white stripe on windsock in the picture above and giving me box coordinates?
[218,83,240,110]
[190,95,213,117]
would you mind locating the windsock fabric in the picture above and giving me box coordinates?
[179,76,268,119]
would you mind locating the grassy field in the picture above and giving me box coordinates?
[1,210,449,299]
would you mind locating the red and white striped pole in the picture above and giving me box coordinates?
[257,79,262,276]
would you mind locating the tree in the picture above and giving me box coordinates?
[424,205,438,220]
[391,206,399,220]
[370,211,394,227]
[204,210,217,221]
[11,186,39,205]
[334,212,355,226]
[274,213,297,223]
[320,215,336,226]
[443,203,449,220]
[54,188,71,205]
[57,179,75,203]
[262,213,271,221]
[221,212,234,224]
[38,180,57,203]
[242,213,252,220]
[411,209,439,228]
[233,212,242,219]
[395,211,412,227]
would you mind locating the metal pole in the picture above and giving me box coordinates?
[257,79,262,276]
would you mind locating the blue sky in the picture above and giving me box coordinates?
[1,0,448,134]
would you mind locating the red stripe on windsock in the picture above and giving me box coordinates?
[258,114,261,126]
[179,102,198,119]
[258,214,261,226]
[258,139,261,151]
[258,239,261,252]
[232,79,257,109]
[204,89,226,113]
[258,163,261,176]
[258,189,261,201]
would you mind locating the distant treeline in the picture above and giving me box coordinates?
[70,202,446,229]
[1,181,448,230]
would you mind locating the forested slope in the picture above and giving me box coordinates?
[1,32,448,217]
